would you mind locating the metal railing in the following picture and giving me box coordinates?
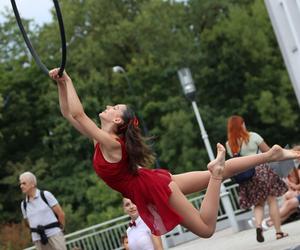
[25,181,244,250]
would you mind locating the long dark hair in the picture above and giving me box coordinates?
[117,105,155,174]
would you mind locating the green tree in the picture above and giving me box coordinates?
[1,1,300,244]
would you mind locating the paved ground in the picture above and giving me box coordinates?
[169,220,300,250]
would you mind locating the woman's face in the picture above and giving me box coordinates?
[123,198,139,219]
[99,104,127,124]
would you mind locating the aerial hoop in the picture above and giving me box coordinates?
[10,0,67,77]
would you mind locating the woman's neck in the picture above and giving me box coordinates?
[100,122,116,133]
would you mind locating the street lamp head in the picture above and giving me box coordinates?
[177,68,196,101]
[112,65,125,74]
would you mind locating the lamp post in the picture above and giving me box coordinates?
[112,66,160,169]
[177,67,239,232]
[112,65,139,106]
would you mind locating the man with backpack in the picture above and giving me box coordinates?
[19,171,67,250]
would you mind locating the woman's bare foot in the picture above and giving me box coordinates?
[207,143,226,179]
[267,145,300,162]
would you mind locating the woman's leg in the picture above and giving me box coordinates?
[254,202,265,228]
[264,197,299,226]
[172,145,300,195]
[172,171,211,195]
[278,198,298,223]
[267,196,282,233]
[284,190,298,200]
[254,202,265,242]
[267,196,289,239]
[223,145,300,179]
[168,144,225,238]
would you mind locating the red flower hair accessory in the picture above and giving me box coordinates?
[132,117,139,128]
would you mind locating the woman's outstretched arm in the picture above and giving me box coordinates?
[55,72,90,137]
[49,69,120,149]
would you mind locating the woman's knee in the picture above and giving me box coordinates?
[202,227,215,238]
[284,191,297,200]
[185,223,215,238]
[287,198,299,209]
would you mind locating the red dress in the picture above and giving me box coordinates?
[93,138,182,235]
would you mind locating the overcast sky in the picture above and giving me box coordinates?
[0,0,52,25]
[0,0,188,25]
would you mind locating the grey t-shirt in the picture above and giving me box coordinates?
[226,132,263,157]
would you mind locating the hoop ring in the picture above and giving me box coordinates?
[10,0,67,77]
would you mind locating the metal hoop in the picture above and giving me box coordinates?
[10,0,67,77]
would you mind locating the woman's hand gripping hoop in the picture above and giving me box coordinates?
[10,0,67,77]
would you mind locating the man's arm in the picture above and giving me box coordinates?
[151,234,163,250]
[52,204,65,230]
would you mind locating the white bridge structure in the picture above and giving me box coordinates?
[265,0,300,106]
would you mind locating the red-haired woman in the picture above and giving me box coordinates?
[49,69,299,240]
[226,115,288,242]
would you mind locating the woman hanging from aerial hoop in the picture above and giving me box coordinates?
[49,68,300,238]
